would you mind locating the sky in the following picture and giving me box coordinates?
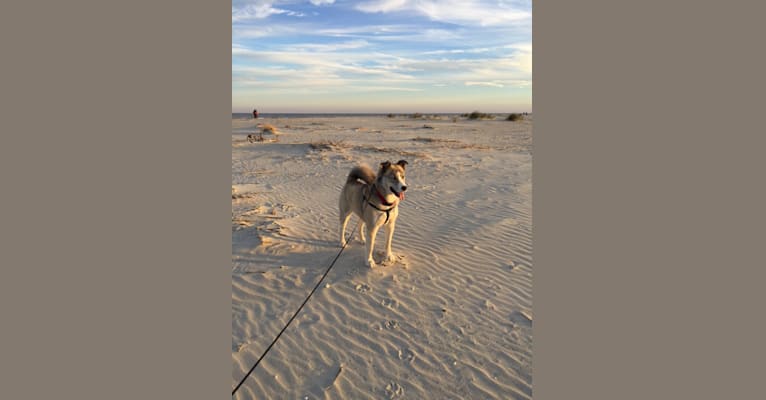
[232,0,532,113]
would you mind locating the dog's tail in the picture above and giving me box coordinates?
[346,164,376,185]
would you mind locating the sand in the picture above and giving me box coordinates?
[232,114,532,399]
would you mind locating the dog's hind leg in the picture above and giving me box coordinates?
[357,221,366,244]
[340,211,352,247]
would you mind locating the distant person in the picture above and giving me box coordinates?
[253,109,259,119]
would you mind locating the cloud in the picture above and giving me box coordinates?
[234,43,530,89]
[232,2,281,21]
[233,25,299,39]
[232,45,418,82]
[464,79,531,88]
[465,81,505,88]
[418,43,531,75]
[232,63,424,94]
[309,0,335,5]
[504,45,532,75]
[505,42,533,52]
[355,0,408,13]
[315,25,465,43]
[285,39,370,52]
[415,1,529,26]
[423,47,494,55]
[355,0,531,26]
[352,86,424,92]
[231,1,304,22]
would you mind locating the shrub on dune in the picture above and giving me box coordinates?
[466,111,494,120]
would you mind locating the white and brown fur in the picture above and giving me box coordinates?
[339,160,408,268]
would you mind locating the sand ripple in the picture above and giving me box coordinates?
[232,116,532,399]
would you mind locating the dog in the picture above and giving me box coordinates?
[339,160,408,268]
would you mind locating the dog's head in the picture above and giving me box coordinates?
[378,160,408,200]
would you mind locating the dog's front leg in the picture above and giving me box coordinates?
[365,224,380,268]
[383,220,397,264]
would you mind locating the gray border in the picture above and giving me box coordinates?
[1,1,230,398]
[535,1,766,398]
[3,1,765,398]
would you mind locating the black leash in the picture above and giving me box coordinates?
[232,202,367,396]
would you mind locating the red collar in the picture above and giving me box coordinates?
[375,185,396,207]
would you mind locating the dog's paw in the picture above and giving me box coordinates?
[366,258,377,269]
[384,253,397,265]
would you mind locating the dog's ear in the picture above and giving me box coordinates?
[380,161,392,170]
[396,160,408,170]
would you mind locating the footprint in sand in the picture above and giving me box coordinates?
[355,283,371,293]
[381,298,398,308]
[378,253,408,267]
[397,348,415,363]
[385,382,404,399]
[398,254,409,268]
[384,320,399,330]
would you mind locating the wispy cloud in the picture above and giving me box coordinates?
[423,47,494,55]
[233,63,424,95]
[233,44,419,83]
[285,39,371,52]
[355,0,408,13]
[234,46,530,90]
[415,1,530,26]
[465,81,505,88]
[232,1,305,22]
[314,25,466,43]
[505,42,533,52]
[355,0,531,26]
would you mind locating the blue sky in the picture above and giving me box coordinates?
[232,0,531,113]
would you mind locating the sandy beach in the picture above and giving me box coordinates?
[232,114,532,399]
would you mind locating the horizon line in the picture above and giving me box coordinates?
[232,111,533,114]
